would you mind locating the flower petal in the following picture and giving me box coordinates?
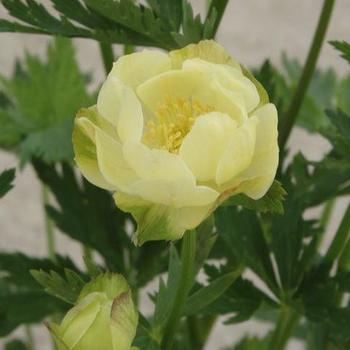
[183,59,260,112]
[114,192,213,245]
[137,69,247,124]
[95,129,139,191]
[237,103,279,198]
[97,77,143,143]
[73,107,116,191]
[123,141,194,182]
[170,40,241,70]
[126,179,218,207]
[179,112,238,182]
[110,50,171,90]
[216,116,257,185]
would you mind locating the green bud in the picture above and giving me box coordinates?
[48,273,138,350]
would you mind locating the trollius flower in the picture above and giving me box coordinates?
[73,40,279,245]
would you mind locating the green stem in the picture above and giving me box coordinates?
[188,315,217,350]
[124,44,135,55]
[279,0,336,151]
[320,199,335,229]
[205,0,230,38]
[269,306,300,350]
[42,185,55,261]
[339,236,350,270]
[99,42,114,75]
[161,230,197,350]
[25,326,35,350]
[324,203,350,264]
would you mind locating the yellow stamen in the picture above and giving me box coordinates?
[143,97,214,153]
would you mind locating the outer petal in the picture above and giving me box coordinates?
[59,293,105,348]
[170,40,241,70]
[73,107,116,191]
[237,103,279,198]
[137,69,247,125]
[110,291,138,350]
[97,76,143,143]
[216,116,257,185]
[123,141,194,181]
[126,179,218,207]
[114,192,214,245]
[73,299,113,350]
[109,50,171,90]
[95,129,138,191]
[179,112,238,182]
[183,59,260,113]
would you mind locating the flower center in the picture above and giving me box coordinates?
[143,97,214,154]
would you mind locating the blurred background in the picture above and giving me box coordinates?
[0,0,349,349]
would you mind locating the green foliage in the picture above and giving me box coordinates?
[182,266,243,316]
[224,180,287,214]
[31,268,86,304]
[0,252,80,336]
[228,334,271,350]
[0,0,214,49]
[0,37,92,163]
[255,52,350,133]
[32,159,169,288]
[330,40,350,65]
[0,168,15,198]
[4,340,28,350]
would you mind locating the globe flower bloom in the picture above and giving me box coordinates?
[48,273,138,350]
[73,40,279,245]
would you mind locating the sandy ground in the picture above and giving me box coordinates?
[1,1,350,349]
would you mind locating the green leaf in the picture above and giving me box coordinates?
[4,340,28,350]
[0,37,92,163]
[0,168,15,198]
[0,252,80,336]
[0,0,208,49]
[224,180,287,214]
[201,265,272,324]
[182,266,243,316]
[32,160,129,272]
[153,245,181,327]
[228,334,271,350]
[330,40,350,65]
[215,207,279,295]
[31,268,86,304]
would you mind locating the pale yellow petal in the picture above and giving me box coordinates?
[73,110,115,191]
[236,104,279,198]
[122,141,194,181]
[94,129,138,191]
[137,69,247,124]
[179,112,238,182]
[170,40,241,70]
[114,192,214,245]
[127,179,219,207]
[110,50,171,90]
[183,59,260,112]
[216,116,257,185]
[97,76,143,143]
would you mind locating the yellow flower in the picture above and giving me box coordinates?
[48,273,138,350]
[73,40,279,245]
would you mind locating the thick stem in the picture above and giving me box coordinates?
[161,230,197,350]
[42,185,55,261]
[279,0,336,151]
[269,306,300,350]
[205,0,230,38]
[99,42,114,75]
[324,203,350,264]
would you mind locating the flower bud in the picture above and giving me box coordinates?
[48,273,138,350]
